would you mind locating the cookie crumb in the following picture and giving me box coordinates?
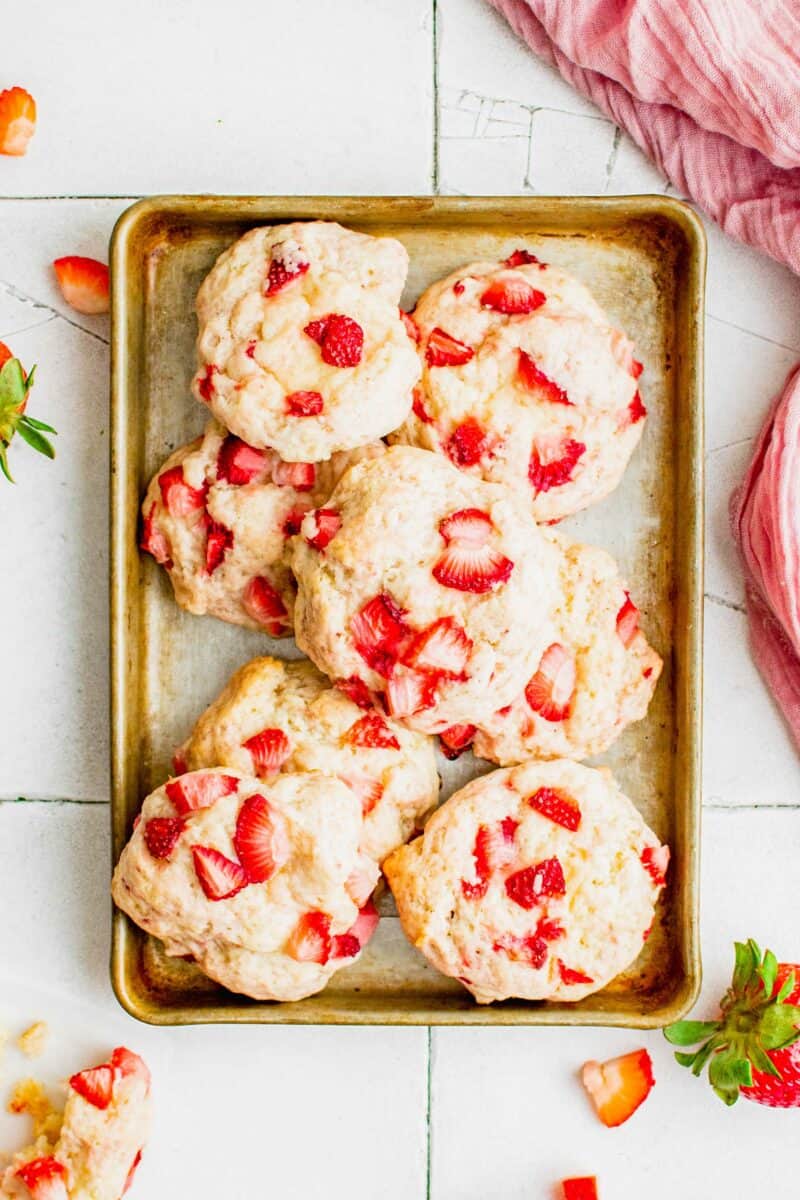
[17,1021,49,1058]
[7,1077,63,1141]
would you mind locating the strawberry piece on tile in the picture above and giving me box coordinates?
[52,256,110,315]
[343,712,400,750]
[191,845,248,901]
[242,576,290,635]
[0,86,36,156]
[561,1177,599,1200]
[581,1049,655,1127]
[426,327,474,368]
[234,793,290,883]
[525,643,576,722]
[242,727,291,776]
[166,772,238,815]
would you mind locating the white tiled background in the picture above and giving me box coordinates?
[1,2,799,1196]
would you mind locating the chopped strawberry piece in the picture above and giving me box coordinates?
[282,507,307,536]
[641,844,670,887]
[331,932,361,959]
[197,363,217,403]
[504,249,540,268]
[15,1157,68,1200]
[426,327,474,367]
[339,770,384,815]
[411,387,433,423]
[140,507,171,566]
[627,390,647,423]
[165,772,238,815]
[243,727,291,776]
[158,465,207,517]
[630,359,644,380]
[0,341,12,369]
[439,507,492,544]
[69,1064,115,1109]
[265,247,309,295]
[439,723,476,760]
[285,390,324,416]
[122,1150,143,1196]
[272,459,316,491]
[52,256,110,315]
[616,593,640,646]
[517,350,571,404]
[172,751,188,775]
[245,340,257,359]
[349,898,380,947]
[461,817,518,900]
[400,309,420,342]
[204,517,233,574]
[191,845,248,901]
[286,911,331,963]
[558,960,594,986]
[529,437,586,493]
[217,436,270,484]
[386,668,437,718]
[480,275,546,314]
[242,576,289,635]
[493,932,549,969]
[505,856,566,909]
[452,280,466,295]
[109,1047,150,1085]
[351,593,411,676]
[561,1177,599,1200]
[303,313,364,367]
[234,792,290,883]
[402,616,472,679]
[433,506,513,594]
[346,859,380,907]
[581,1049,654,1127]
[0,87,36,157]
[303,507,341,550]
[343,712,400,750]
[143,816,184,860]
[525,643,576,722]
[334,675,376,710]
[445,417,486,467]
[528,787,581,832]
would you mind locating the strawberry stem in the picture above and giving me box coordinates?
[0,355,56,482]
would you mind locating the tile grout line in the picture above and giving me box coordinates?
[0,796,109,806]
[432,0,440,194]
[426,1026,433,1199]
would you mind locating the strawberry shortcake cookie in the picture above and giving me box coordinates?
[384,760,669,1004]
[288,445,562,735]
[112,769,380,1002]
[192,221,420,461]
[393,250,646,522]
[1,1047,151,1200]
[140,421,382,634]
[175,656,439,863]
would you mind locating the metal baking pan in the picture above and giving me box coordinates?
[110,195,705,1026]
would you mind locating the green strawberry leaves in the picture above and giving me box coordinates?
[0,355,56,482]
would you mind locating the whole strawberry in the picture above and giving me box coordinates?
[665,939,800,1107]
[0,342,56,481]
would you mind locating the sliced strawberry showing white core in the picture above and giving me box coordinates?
[158,465,207,517]
[144,816,185,860]
[558,960,594,986]
[286,911,331,963]
[343,712,400,750]
[52,256,109,315]
[217,436,270,484]
[433,507,513,594]
[334,675,376,710]
[350,593,411,677]
[140,507,171,566]
[386,668,437,718]
[165,772,238,816]
[439,723,476,760]
[338,770,384,815]
[242,576,289,635]
[616,593,640,646]
[346,858,381,907]
[438,507,492,545]
[265,245,309,296]
[505,856,566,909]
[272,459,316,491]
[581,1049,655,1127]
[243,727,291,776]
[303,507,341,550]
[69,1064,115,1109]
[641,844,670,887]
[480,273,546,315]
[15,1157,69,1200]
[234,793,290,883]
[191,845,248,901]
[400,308,420,343]
[517,349,571,404]
[204,517,233,575]
[461,816,519,899]
[109,1046,150,1086]
[285,390,324,417]
[529,436,586,493]
[401,616,473,679]
[527,786,581,831]
[426,327,475,367]
[525,643,576,722]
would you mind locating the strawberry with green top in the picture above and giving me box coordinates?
[0,342,56,482]
[665,938,800,1107]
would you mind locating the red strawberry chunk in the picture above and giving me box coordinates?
[52,256,109,315]
[351,593,411,677]
[331,932,361,959]
[144,816,185,860]
[172,751,188,775]
[109,1047,150,1085]
[426,327,474,367]
[517,350,571,405]
[349,898,380,948]
[242,576,289,635]
[346,860,380,907]
[453,280,465,295]
[15,1157,68,1200]
[402,616,472,679]
[304,507,341,550]
[528,787,581,832]
[339,770,384,815]
[504,249,541,268]
[334,675,376,710]
[243,727,291,776]
[525,643,576,722]
[272,459,316,491]
[561,1177,599,1200]
[234,793,290,883]
[582,1049,655,1127]
[217,436,270,484]
[616,593,640,646]
[69,1064,115,1109]
[245,340,257,359]
[628,390,647,423]
[197,363,217,403]
[0,87,37,158]
[412,387,433,423]
[303,313,364,367]
[204,517,233,574]
[439,723,476,760]
[461,817,518,900]
[282,507,307,536]
[343,712,400,750]
[191,845,248,901]
[386,668,437,718]
[265,247,309,295]
[641,844,670,887]
[529,437,586,493]
[493,932,549,969]
[558,960,594,986]
[434,507,514,595]
[400,308,420,342]
[285,390,324,416]
[122,1150,143,1196]
[480,274,546,315]
[630,359,644,380]
[158,466,207,517]
[140,507,171,566]
[286,911,331,963]
[445,417,486,467]
[165,772,238,816]
[505,856,566,909]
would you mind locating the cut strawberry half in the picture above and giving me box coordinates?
[561,1177,599,1200]
[204,517,233,574]
[616,593,640,646]
[558,960,594,986]
[69,1064,115,1109]
[445,417,486,467]
[343,712,400,750]
[242,576,289,635]
[191,845,248,901]
[285,390,324,416]
[15,1157,68,1200]
[385,668,437,718]
[303,313,364,367]
[505,856,566,909]
[433,507,513,594]
[272,459,316,491]
[217,436,270,484]
[517,350,571,404]
[504,249,540,268]
[0,86,36,156]
[527,787,581,831]
[461,816,518,900]
[242,727,291,776]
[426,327,474,367]
[480,274,546,315]
[158,465,207,518]
[401,616,472,679]
[411,387,433,424]
[286,911,332,963]
[525,643,576,722]
[529,437,586,493]
[234,793,290,883]
[438,507,492,545]
[109,1047,150,1086]
[265,247,309,295]
[339,770,384,815]
[143,816,185,860]
[628,391,647,423]
[303,507,341,550]
[140,507,171,566]
[439,723,476,760]
[640,844,670,887]
[196,364,217,403]
[581,1049,655,1127]
[400,308,420,342]
[334,675,376,711]
[350,593,411,676]
[165,772,238,816]
[53,256,110,315]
